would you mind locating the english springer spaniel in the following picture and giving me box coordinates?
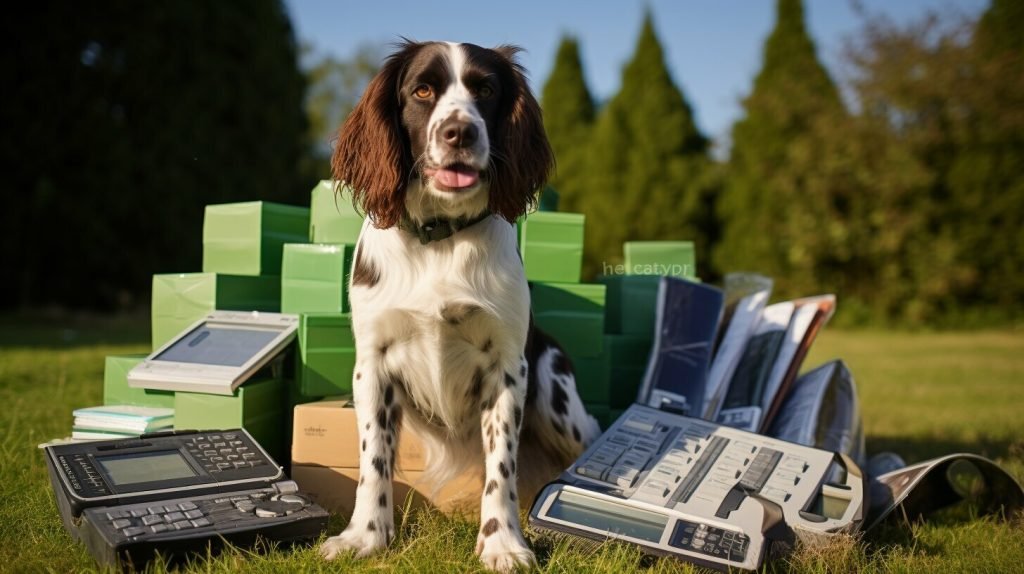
[317,41,601,571]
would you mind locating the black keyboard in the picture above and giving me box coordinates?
[78,481,328,568]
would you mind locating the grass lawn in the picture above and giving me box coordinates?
[1,317,1022,572]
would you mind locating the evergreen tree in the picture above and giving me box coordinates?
[1,1,308,309]
[540,37,595,212]
[580,13,712,278]
[946,0,1024,317]
[844,0,1023,324]
[716,0,845,296]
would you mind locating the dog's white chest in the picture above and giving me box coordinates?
[350,219,529,430]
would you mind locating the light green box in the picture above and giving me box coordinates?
[531,282,606,359]
[151,273,281,349]
[623,241,696,279]
[519,212,584,283]
[173,377,287,461]
[281,243,355,314]
[598,274,661,336]
[202,201,310,276]
[310,181,365,244]
[103,355,175,408]
[296,313,357,398]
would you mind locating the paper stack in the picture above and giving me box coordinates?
[71,405,174,440]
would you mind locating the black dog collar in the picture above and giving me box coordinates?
[398,210,493,245]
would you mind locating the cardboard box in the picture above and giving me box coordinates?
[519,212,584,283]
[296,314,356,398]
[202,201,310,276]
[151,273,281,349]
[292,399,484,515]
[531,282,605,359]
[174,377,287,461]
[598,274,660,336]
[623,241,696,280]
[103,355,175,408]
[310,181,364,244]
[292,465,481,516]
[281,243,354,314]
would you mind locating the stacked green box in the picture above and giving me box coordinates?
[103,355,175,408]
[174,377,287,461]
[623,241,697,280]
[295,313,356,398]
[151,273,281,349]
[573,353,610,405]
[310,181,364,244]
[519,212,584,283]
[583,403,626,430]
[531,282,605,360]
[598,274,661,336]
[202,201,310,276]
[605,334,653,407]
[281,243,354,314]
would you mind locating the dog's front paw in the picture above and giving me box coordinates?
[476,528,535,573]
[320,522,390,560]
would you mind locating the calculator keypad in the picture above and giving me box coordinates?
[185,433,264,473]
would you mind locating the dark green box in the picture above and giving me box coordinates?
[519,212,584,283]
[310,181,364,244]
[296,313,356,398]
[531,282,605,359]
[203,201,310,276]
[151,273,281,349]
[573,354,610,405]
[281,243,355,314]
[103,355,175,408]
[598,274,661,336]
[623,241,696,279]
[174,377,287,461]
[583,403,626,430]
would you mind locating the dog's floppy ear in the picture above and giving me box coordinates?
[487,45,554,223]
[333,43,418,229]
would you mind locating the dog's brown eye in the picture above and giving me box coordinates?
[413,85,433,99]
[477,85,494,99]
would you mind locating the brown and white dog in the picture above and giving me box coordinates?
[318,41,600,572]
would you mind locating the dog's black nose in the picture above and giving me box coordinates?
[439,119,478,148]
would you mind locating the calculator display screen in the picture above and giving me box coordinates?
[548,490,667,543]
[97,451,197,485]
[153,324,281,367]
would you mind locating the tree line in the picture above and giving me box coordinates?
[542,0,1022,327]
[3,0,1019,327]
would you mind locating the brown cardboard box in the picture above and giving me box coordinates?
[292,398,429,470]
[292,399,483,515]
[292,464,482,516]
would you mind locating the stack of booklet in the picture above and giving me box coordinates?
[71,405,174,440]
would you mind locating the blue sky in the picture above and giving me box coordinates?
[284,0,986,151]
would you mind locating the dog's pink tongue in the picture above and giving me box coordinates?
[434,167,479,189]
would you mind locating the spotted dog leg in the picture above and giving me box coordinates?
[475,355,534,572]
[321,360,402,559]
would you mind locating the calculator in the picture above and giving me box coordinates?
[529,405,865,571]
[44,429,328,568]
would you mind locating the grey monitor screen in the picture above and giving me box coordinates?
[154,325,280,367]
[97,451,196,485]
